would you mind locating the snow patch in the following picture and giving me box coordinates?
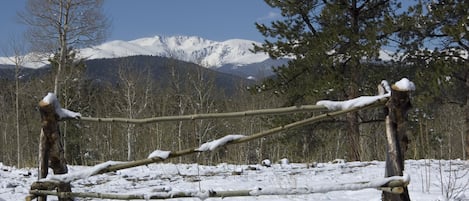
[195,134,245,151]
[147,150,171,159]
[1,160,467,200]
[41,93,81,119]
[316,94,389,111]
[393,78,416,91]
[249,174,410,196]
[280,158,289,165]
[316,78,415,111]
[261,159,272,167]
[42,161,123,183]
[381,80,391,94]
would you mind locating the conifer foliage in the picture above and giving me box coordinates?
[253,0,403,161]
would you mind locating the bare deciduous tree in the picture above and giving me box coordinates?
[2,37,28,167]
[18,0,109,95]
[114,60,152,161]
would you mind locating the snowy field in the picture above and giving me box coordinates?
[1,159,469,201]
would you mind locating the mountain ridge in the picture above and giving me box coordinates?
[0,35,270,69]
[0,35,282,80]
[79,35,270,68]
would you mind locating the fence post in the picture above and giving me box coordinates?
[36,98,73,201]
[382,83,412,201]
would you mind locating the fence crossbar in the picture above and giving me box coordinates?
[95,97,387,174]
[77,105,329,124]
[29,97,388,194]
[29,171,408,200]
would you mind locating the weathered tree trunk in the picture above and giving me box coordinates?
[382,85,411,201]
[37,99,72,201]
[465,70,469,160]
[346,111,361,161]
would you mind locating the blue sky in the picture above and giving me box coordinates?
[0,0,280,52]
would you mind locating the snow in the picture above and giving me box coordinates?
[1,160,468,200]
[262,159,272,167]
[316,78,414,111]
[280,158,289,165]
[195,134,245,152]
[41,161,123,183]
[79,35,270,68]
[41,93,81,119]
[0,35,270,69]
[0,53,49,69]
[381,80,391,94]
[394,78,416,91]
[148,150,171,159]
[316,94,389,111]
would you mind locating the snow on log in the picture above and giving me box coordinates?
[249,174,410,196]
[195,134,245,152]
[316,94,389,111]
[393,78,416,91]
[381,80,391,94]
[41,161,123,183]
[30,174,410,200]
[41,92,81,119]
[31,173,410,200]
[147,150,171,159]
[315,78,415,111]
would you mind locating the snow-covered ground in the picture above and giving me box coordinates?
[1,159,468,201]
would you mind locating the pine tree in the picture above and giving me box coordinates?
[398,0,469,159]
[254,0,403,161]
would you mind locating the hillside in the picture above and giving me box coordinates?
[84,55,255,95]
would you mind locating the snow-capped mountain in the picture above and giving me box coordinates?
[79,35,270,68]
[0,35,271,69]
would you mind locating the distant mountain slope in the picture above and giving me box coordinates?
[84,55,255,95]
[217,58,289,80]
[0,56,255,96]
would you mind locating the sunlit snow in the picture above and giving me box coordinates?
[79,35,270,68]
[1,160,468,200]
[148,150,171,159]
[41,92,81,119]
[394,78,416,91]
[195,135,245,152]
[0,35,270,69]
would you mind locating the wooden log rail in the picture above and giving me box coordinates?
[29,96,389,200]
[29,175,410,200]
[31,78,416,201]
[78,104,329,124]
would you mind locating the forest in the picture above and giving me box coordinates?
[0,54,466,168]
[1,0,468,168]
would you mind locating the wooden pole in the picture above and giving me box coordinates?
[382,85,412,201]
[37,99,72,201]
[78,104,329,124]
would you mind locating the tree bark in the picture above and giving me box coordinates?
[465,70,469,160]
[37,99,72,201]
[346,111,361,161]
[382,86,411,201]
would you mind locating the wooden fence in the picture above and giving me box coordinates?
[27,79,414,201]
